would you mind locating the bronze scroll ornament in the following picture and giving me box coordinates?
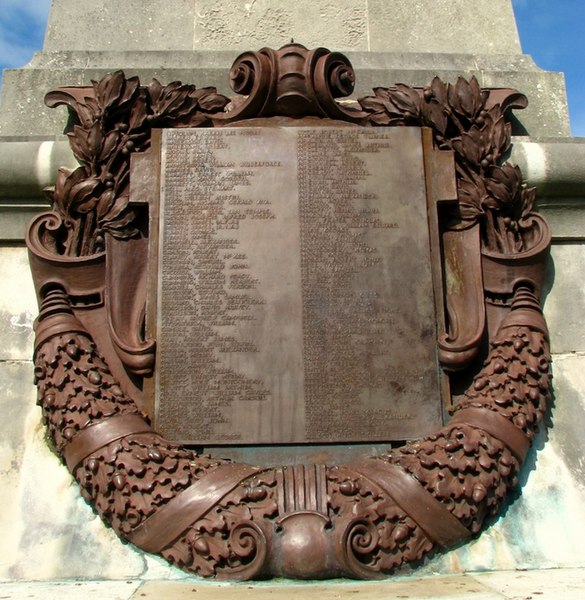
[27,44,551,579]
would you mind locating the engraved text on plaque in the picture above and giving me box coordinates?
[154,127,443,444]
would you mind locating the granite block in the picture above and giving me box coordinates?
[0,246,38,360]
[367,0,520,54]
[0,360,148,582]
[44,0,197,52]
[544,243,585,354]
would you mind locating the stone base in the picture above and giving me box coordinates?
[0,50,569,139]
[1,568,585,599]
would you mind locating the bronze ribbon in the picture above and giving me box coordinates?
[450,407,530,464]
[127,462,261,554]
[351,458,472,549]
[63,413,154,472]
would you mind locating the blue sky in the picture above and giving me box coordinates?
[0,0,51,74]
[0,0,583,136]
[512,0,585,136]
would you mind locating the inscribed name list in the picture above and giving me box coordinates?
[155,126,442,444]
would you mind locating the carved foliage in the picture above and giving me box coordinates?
[34,308,229,542]
[35,329,140,452]
[458,334,551,439]
[33,291,550,578]
[162,472,277,578]
[386,301,551,534]
[387,424,520,534]
[44,72,229,256]
[77,434,223,536]
[327,466,433,576]
[29,45,554,580]
[360,78,536,252]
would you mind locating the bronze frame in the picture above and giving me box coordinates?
[27,44,551,579]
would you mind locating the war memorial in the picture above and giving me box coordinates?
[0,0,584,596]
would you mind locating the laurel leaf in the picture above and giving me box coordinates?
[469,77,483,115]
[119,76,140,106]
[461,131,481,165]
[100,194,129,223]
[67,125,92,163]
[430,76,448,107]
[75,102,97,128]
[491,116,511,155]
[390,84,421,117]
[87,121,103,158]
[129,92,148,130]
[70,177,101,213]
[98,70,125,108]
[424,99,448,135]
[521,186,536,216]
[456,78,475,117]
[96,189,116,219]
[197,89,229,112]
[99,130,120,162]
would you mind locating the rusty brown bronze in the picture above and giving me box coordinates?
[149,124,448,446]
[27,43,552,580]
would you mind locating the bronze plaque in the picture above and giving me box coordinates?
[154,126,442,444]
[31,49,553,580]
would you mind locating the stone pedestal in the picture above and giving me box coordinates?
[0,0,569,138]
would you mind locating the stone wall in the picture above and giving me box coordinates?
[43,0,521,54]
[1,0,584,583]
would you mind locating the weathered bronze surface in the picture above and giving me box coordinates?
[153,126,443,444]
[27,43,552,580]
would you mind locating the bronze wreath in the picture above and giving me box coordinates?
[27,44,551,580]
